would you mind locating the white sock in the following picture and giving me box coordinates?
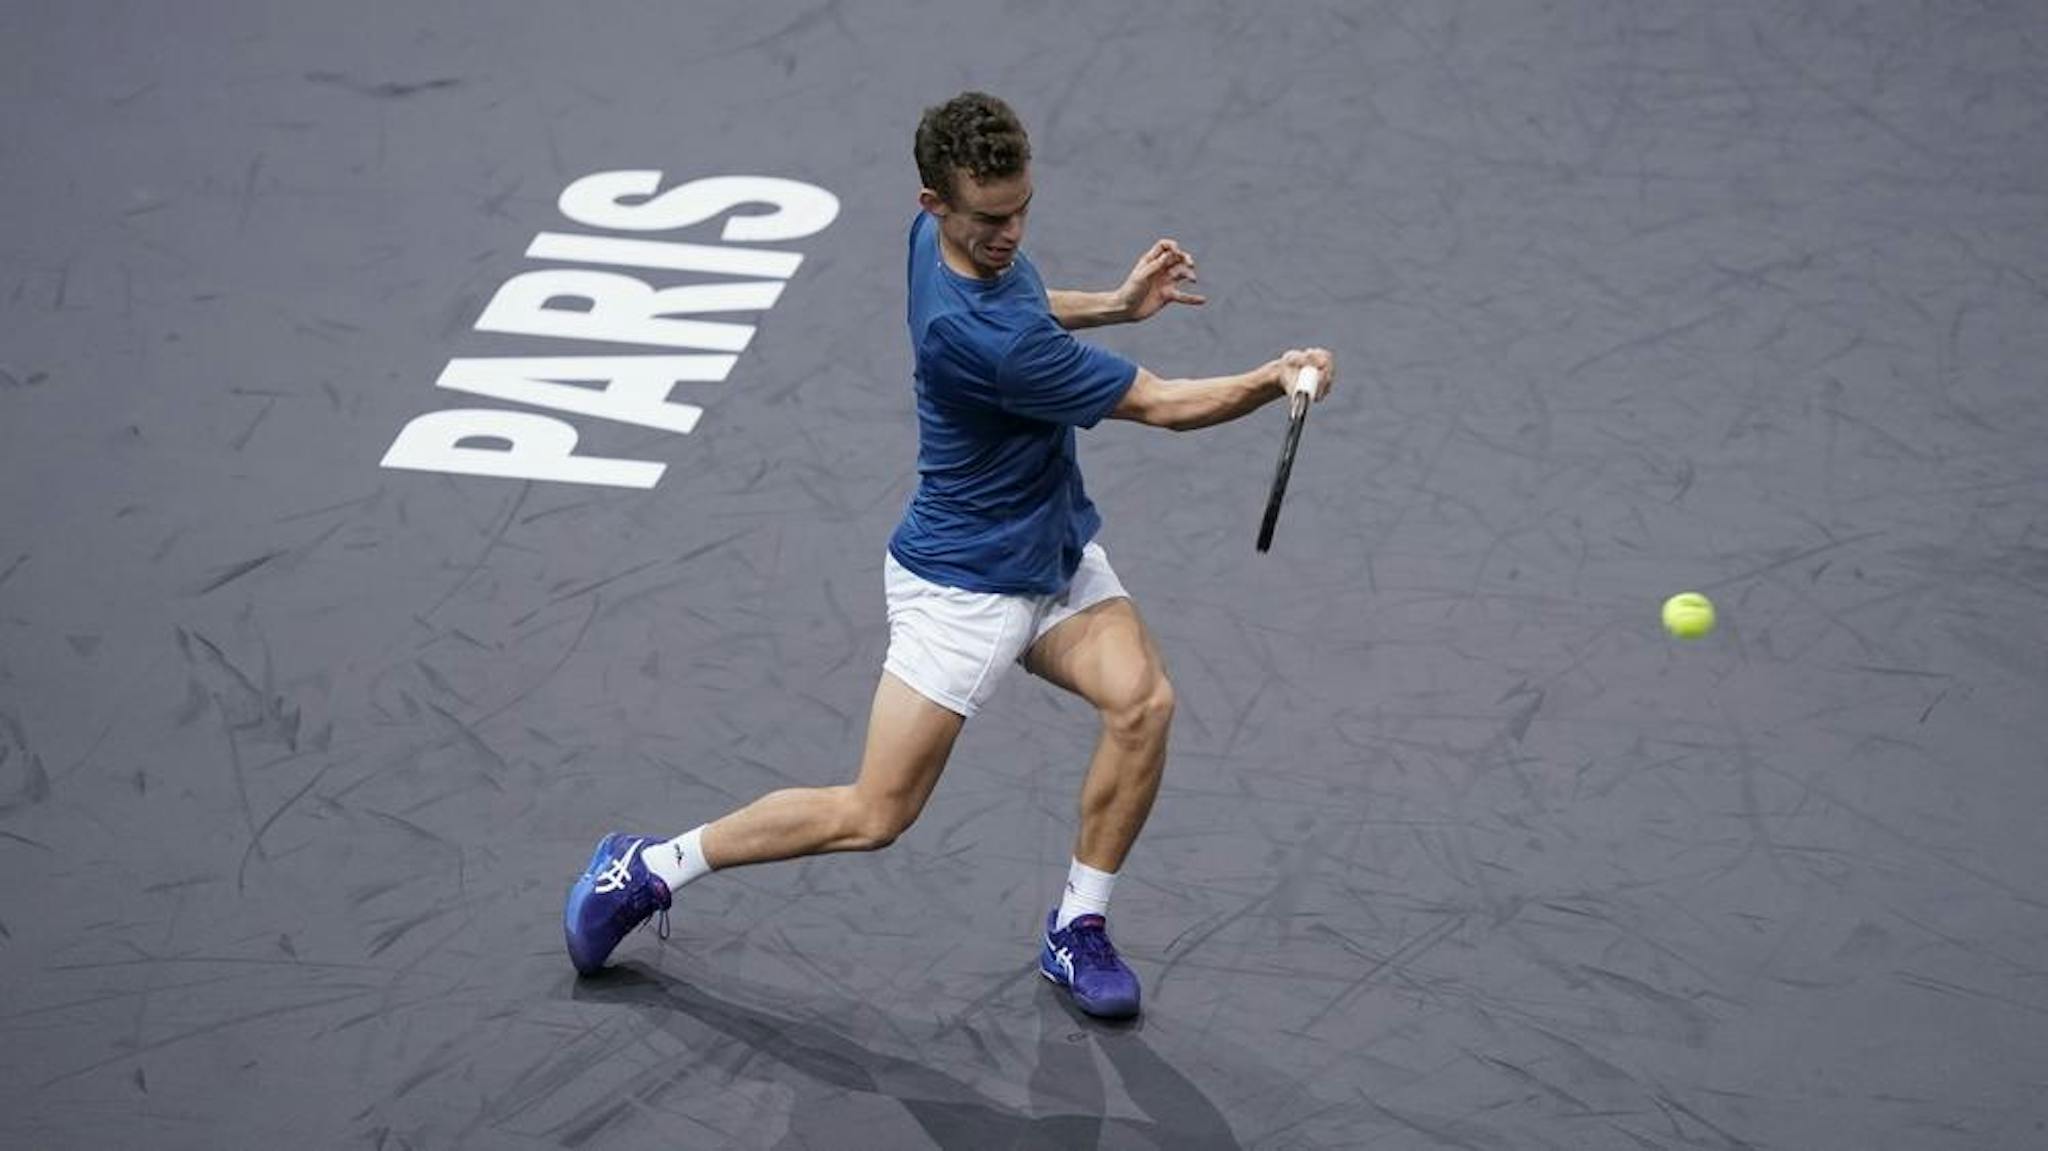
[1056,858,1117,930]
[647,826,714,891]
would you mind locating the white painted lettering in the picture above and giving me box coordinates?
[380,409,665,489]
[526,232,802,280]
[382,170,837,487]
[559,172,839,242]
[435,356,733,435]
[474,270,782,352]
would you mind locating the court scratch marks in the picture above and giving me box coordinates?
[1891,970,2048,1019]
[1649,1090,1759,1150]
[235,152,266,233]
[194,549,286,596]
[236,757,340,892]
[0,713,51,812]
[1150,889,1272,1000]
[1574,964,1715,1048]
[1469,1049,1599,1115]
[229,395,277,452]
[421,699,510,791]
[39,989,375,1088]
[1361,1095,1516,1151]
[1302,912,1470,1035]
[0,828,50,852]
[423,481,531,620]
[182,629,300,748]
[302,71,465,102]
[1752,755,2048,912]
[470,596,604,728]
[521,556,671,625]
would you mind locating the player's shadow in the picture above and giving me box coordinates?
[574,964,1242,1149]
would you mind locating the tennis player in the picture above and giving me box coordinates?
[567,91,1334,1018]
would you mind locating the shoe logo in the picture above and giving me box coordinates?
[593,842,641,894]
[1052,942,1075,983]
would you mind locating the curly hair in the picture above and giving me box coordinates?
[914,91,1031,203]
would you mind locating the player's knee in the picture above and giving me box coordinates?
[841,792,915,852]
[1105,673,1175,747]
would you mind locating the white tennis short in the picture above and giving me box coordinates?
[883,541,1129,717]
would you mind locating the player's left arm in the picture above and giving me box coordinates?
[1049,239,1206,330]
[1111,348,1334,431]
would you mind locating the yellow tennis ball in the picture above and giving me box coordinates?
[1662,592,1715,639]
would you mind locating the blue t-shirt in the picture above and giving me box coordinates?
[887,212,1138,594]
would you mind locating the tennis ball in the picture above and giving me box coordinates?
[1662,592,1715,639]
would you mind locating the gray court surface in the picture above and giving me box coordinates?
[5,2,2048,1148]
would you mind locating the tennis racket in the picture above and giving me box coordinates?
[1255,365,1318,554]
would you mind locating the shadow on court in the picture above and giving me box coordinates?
[571,964,1243,1149]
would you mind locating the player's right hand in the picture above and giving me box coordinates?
[1279,348,1335,402]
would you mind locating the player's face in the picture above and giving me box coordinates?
[933,168,1032,278]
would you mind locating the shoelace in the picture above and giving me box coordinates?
[605,869,672,941]
[1065,920,1118,963]
[637,882,672,942]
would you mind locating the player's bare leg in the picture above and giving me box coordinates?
[1027,597,1175,871]
[701,672,964,866]
[1022,595,1174,1017]
[565,671,962,975]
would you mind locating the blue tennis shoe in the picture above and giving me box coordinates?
[565,833,672,976]
[1039,910,1141,1019]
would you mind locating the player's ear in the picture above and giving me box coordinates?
[918,188,947,216]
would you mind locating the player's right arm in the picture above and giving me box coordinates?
[1111,348,1335,431]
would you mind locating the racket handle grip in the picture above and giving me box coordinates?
[1288,365,1321,400]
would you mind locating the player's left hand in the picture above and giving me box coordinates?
[1115,239,1205,322]
[1280,347,1336,402]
